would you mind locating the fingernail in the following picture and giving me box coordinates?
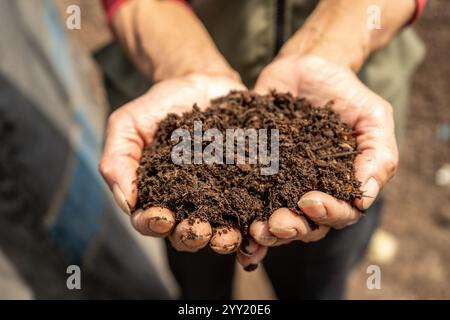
[112,183,131,215]
[239,237,252,256]
[181,231,199,245]
[181,231,212,243]
[210,242,240,254]
[269,227,298,239]
[362,177,380,210]
[253,223,277,246]
[244,264,258,272]
[149,216,174,234]
[256,235,277,246]
[298,198,327,221]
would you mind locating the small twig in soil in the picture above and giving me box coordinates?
[318,151,360,159]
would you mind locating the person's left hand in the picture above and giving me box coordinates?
[237,54,398,266]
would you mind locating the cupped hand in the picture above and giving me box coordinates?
[250,54,399,246]
[100,73,256,255]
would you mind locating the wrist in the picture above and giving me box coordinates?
[277,0,416,73]
[276,0,368,72]
[151,54,241,84]
[116,0,239,83]
[277,36,365,73]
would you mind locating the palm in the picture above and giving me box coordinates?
[122,74,246,146]
[100,74,249,256]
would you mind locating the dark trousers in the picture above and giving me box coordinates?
[166,200,382,300]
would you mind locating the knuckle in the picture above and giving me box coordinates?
[382,102,394,117]
[334,213,350,228]
[384,150,399,176]
[371,101,393,123]
[132,222,147,236]
[98,158,112,179]
[325,205,342,224]
[307,231,328,242]
[257,69,271,85]
[106,109,125,130]
[346,203,358,222]
[327,203,355,228]
[135,228,149,237]
[334,223,347,230]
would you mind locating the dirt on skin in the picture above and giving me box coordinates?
[57,0,450,299]
[136,91,362,234]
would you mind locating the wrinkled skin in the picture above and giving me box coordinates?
[100,56,398,269]
[99,74,252,255]
[238,55,398,266]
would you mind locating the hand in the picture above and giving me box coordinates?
[100,73,257,255]
[249,54,398,246]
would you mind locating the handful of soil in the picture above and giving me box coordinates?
[136,91,362,234]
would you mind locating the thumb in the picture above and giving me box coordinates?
[353,140,398,211]
[253,65,296,95]
[352,97,399,211]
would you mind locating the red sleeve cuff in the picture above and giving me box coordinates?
[102,0,424,30]
[102,0,129,24]
[408,0,427,25]
[102,0,191,25]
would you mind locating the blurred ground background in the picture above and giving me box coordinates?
[56,0,450,299]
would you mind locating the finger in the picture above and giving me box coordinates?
[236,239,268,272]
[249,220,277,246]
[353,141,398,211]
[253,56,299,95]
[298,191,361,229]
[131,207,175,237]
[99,109,145,214]
[254,75,292,95]
[291,57,398,211]
[168,219,212,252]
[260,226,329,246]
[268,208,310,240]
[210,227,242,254]
[238,237,260,257]
[267,208,330,243]
[302,225,330,242]
[270,238,295,246]
[146,207,176,234]
[350,92,398,211]
[269,225,330,246]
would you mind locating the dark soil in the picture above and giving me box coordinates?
[136,91,362,234]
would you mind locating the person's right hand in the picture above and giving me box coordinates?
[249,54,399,247]
[100,73,255,255]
